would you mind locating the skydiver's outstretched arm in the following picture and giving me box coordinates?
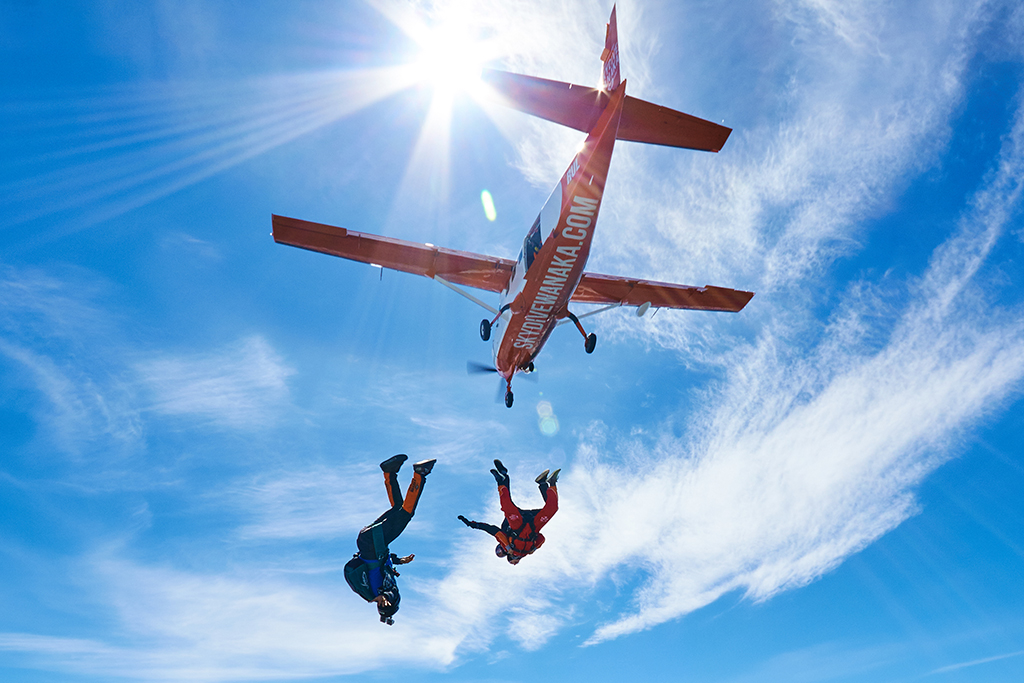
[458,515,501,537]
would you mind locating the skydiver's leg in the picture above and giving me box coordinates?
[357,500,415,557]
[533,484,558,531]
[384,472,402,508]
[357,457,434,554]
[498,483,525,532]
[377,459,435,545]
[380,454,407,508]
[378,508,413,547]
[400,459,434,515]
[356,519,390,557]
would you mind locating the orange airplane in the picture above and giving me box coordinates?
[273,6,753,408]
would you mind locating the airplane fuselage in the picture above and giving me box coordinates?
[271,6,749,409]
[491,82,627,380]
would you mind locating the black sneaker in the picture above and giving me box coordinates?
[413,459,436,476]
[380,454,408,473]
[535,469,550,485]
[548,469,560,487]
[493,459,509,477]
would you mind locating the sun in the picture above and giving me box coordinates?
[365,4,509,222]
[407,17,491,101]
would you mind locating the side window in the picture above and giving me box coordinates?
[523,216,542,271]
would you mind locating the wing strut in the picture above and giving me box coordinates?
[433,275,499,315]
[555,302,622,326]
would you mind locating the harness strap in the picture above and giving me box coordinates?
[371,521,387,560]
[511,521,537,545]
[504,522,540,557]
[355,552,382,568]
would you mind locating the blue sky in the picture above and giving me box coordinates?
[1,0,1023,681]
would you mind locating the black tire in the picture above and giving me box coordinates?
[525,362,535,373]
[585,333,597,354]
[505,390,514,408]
[480,319,491,341]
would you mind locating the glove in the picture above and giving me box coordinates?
[458,515,473,527]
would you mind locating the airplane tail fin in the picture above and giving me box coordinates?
[480,6,731,152]
[600,5,620,91]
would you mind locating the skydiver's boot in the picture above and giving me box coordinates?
[401,459,435,515]
[490,467,509,488]
[380,454,408,507]
[535,469,550,498]
[380,454,408,473]
[412,459,436,476]
[492,459,510,487]
[540,469,560,500]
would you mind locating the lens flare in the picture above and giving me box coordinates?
[481,189,497,221]
[537,401,559,436]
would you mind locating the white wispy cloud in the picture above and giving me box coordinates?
[357,0,1024,654]
[0,266,143,457]
[446,0,1024,646]
[137,335,295,429]
[232,465,383,541]
[3,0,1023,678]
[928,649,1024,676]
[2,550,472,681]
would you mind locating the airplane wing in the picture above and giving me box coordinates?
[481,69,732,153]
[272,215,514,293]
[571,272,754,312]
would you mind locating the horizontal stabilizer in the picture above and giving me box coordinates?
[272,215,514,293]
[482,69,731,152]
[571,272,753,312]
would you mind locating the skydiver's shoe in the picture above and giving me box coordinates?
[413,459,436,476]
[493,459,509,477]
[548,469,560,487]
[491,468,509,487]
[535,469,550,485]
[380,454,408,473]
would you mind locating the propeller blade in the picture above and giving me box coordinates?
[467,360,498,374]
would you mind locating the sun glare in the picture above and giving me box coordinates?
[369,5,510,225]
[410,21,488,99]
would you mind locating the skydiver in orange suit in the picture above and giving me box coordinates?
[458,459,559,564]
[344,454,435,625]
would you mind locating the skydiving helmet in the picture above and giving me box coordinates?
[377,588,400,626]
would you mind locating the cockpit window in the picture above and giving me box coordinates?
[523,216,542,271]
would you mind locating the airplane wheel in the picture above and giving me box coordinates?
[480,319,491,341]
[505,390,514,408]
[585,333,597,354]
[526,362,535,373]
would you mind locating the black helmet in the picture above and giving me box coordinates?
[377,587,400,625]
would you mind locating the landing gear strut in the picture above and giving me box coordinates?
[504,377,514,408]
[481,304,511,342]
[565,310,598,354]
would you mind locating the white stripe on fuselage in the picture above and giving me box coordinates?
[512,195,599,350]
